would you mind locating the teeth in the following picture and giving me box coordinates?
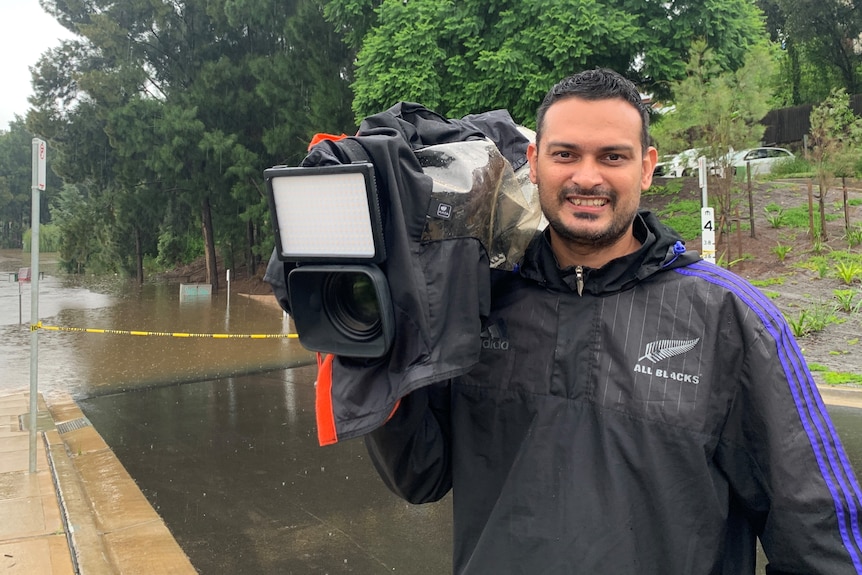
[570,198,608,207]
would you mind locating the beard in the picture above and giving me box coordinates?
[540,183,638,251]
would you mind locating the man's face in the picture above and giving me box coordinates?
[527,97,657,265]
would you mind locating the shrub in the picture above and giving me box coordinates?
[769,156,814,177]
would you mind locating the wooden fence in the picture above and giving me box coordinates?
[762,93,862,147]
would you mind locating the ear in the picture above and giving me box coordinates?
[527,142,538,184]
[641,146,658,190]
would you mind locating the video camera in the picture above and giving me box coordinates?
[265,104,544,362]
[265,162,394,357]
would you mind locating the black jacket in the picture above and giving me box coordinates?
[366,213,862,574]
[265,103,537,442]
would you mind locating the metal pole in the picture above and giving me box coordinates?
[29,138,45,473]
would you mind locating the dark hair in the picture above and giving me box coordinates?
[535,68,650,155]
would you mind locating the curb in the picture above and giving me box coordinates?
[43,393,198,574]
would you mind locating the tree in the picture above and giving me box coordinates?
[0,119,41,248]
[651,40,778,251]
[758,0,862,103]
[30,0,356,283]
[808,88,862,240]
[326,0,769,124]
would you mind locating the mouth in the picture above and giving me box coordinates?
[567,197,610,207]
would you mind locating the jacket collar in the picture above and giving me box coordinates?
[519,210,698,295]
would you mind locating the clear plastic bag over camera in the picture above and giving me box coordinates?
[417,137,546,271]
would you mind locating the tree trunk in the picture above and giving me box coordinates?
[818,174,828,241]
[201,196,219,293]
[247,219,256,277]
[807,179,815,239]
[135,226,143,285]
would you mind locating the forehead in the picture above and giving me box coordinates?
[541,97,642,148]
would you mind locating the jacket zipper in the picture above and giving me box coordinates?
[576,265,584,296]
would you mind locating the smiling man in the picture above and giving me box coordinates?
[366,68,862,574]
[529,81,656,269]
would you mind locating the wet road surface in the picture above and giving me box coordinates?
[78,365,453,574]
[78,367,862,575]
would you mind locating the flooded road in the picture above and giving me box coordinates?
[78,366,453,574]
[0,249,314,397]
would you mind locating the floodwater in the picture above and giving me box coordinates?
[0,249,313,398]
[78,366,454,574]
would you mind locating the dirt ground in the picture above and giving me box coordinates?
[644,176,862,387]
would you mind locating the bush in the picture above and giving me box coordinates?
[769,156,814,178]
[22,224,63,253]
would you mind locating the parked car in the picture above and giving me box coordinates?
[730,147,795,177]
[659,148,704,178]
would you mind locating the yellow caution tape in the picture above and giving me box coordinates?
[32,321,298,339]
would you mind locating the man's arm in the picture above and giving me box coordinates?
[718,321,862,574]
[364,382,453,504]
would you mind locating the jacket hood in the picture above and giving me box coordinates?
[519,210,700,295]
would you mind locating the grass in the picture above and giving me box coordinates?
[808,363,862,386]
[750,277,786,287]
[656,198,704,241]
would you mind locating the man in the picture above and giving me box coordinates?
[364,68,862,574]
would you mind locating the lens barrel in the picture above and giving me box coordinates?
[287,264,394,358]
[324,272,383,341]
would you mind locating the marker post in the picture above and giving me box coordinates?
[698,156,716,264]
[29,138,45,473]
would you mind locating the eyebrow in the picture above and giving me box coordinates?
[544,141,636,155]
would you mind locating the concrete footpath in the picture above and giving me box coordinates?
[1,385,861,575]
[0,390,197,574]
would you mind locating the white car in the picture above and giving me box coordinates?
[731,147,795,177]
[658,148,704,178]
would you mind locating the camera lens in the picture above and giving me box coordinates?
[323,272,382,341]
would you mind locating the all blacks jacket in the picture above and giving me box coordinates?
[365,212,862,574]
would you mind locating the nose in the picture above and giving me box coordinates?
[569,156,604,190]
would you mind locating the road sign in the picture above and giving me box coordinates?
[34,138,46,191]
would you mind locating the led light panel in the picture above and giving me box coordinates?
[265,164,385,263]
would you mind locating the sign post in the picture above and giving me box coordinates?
[29,138,45,473]
[697,156,716,264]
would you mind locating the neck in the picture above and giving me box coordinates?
[549,227,641,269]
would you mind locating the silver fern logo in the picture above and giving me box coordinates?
[638,338,700,363]
[633,338,701,384]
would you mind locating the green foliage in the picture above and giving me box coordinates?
[764,206,786,228]
[833,289,862,313]
[22,224,63,253]
[750,277,786,287]
[772,243,792,261]
[156,229,204,268]
[785,300,839,337]
[24,0,356,281]
[844,226,862,249]
[821,371,862,386]
[650,40,777,233]
[333,0,769,123]
[656,199,703,241]
[780,205,836,229]
[770,0,862,101]
[767,156,814,178]
[834,259,862,285]
[650,40,776,158]
[644,179,684,197]
[809,88,862,239]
